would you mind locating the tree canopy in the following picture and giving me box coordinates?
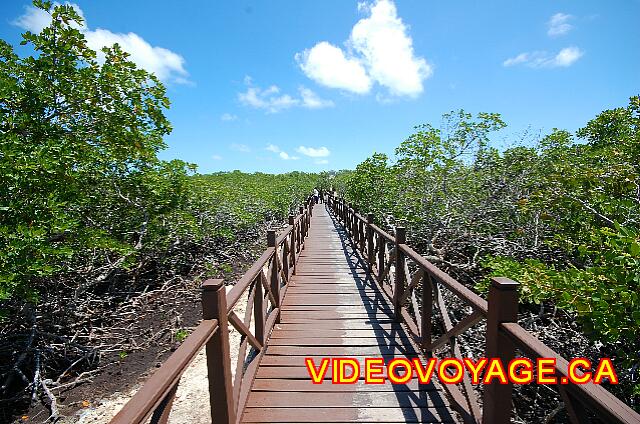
[341,98,640,400]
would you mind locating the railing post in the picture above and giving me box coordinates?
[393,227,406,321]
[377,234,385,282]
[345,202,349,230]
[366,213,374,269]
[302,206,307,239]
[254,276,265,346]
[202,279,235,424]
[299,206,305,247]
[353,206,360,243]
[282,231,290,282]
[346,203,351,233]
[345,200,348,224]
[352,205,357,242]
[150,383,178,424]
[345,201,349,225]
[351,205,358,241]
[421,273,433,355]
[289,215,296,275]
[482,277,519,424]
[343,199,347,224]
[267,230,281,323]
[358,214,364,251]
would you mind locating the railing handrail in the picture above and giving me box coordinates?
[226,247,275,311]
[398,242,489,315]
[110,319,219,423]
[501,322,640,424]
[110,194,316,424]
[326,192,640,424]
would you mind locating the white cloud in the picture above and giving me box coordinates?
[13,3,188,84]
[296,42,372,94]
[296,0,431,98]
[350,0,431,97]
[86,30,187,83]
[279,151,299,160]
[299,87,334,109]
[239,84,297,113]
[503,46,583,68]
[238,78,333,113]
[230,143,251,153]
[553,47,584,67]
[547,13,573,37]
[13,2,84,33]
[212,154,223,160]
[503,53,531,67]
[296,146,331,158]
[264,144,299,160]
[220,113,238,121]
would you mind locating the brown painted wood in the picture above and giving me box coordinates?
[265,345,420,356]
[283,305,393,319]
[281,305,393,312]
[270,329,411,338]
[283,294,390,303]
[110,320,218,424]
[239,206,459,424]
[255,366,420,379]
[278,317,395,325]
[260,355,414,366]
[251,378,436,392]
[241,406,458,423]
[272,322,404,330]
[283,293,388,301]
[266,337,409,347]
[246,391,450,408]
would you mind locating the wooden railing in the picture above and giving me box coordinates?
[327,193,640,424]
[110,196,315,424]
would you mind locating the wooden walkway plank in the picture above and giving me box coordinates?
[269,329,411,338]
[240,205,459,423]
[246,391,449,408]
[241,407,457,423]
[266,346,418,356]
[251,379,438,393]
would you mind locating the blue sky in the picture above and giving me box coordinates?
[1,1,639,174]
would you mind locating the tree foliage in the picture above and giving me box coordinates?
[0,1,179,301]
[341,99,640,400]
[0,4,323,415]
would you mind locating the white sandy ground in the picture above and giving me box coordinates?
[74,285,247,424]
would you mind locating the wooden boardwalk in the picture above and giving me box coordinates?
[242,205,459,423]
[112,196,640,424]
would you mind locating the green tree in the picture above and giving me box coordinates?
[345,153,396,220]
[343,101,640,403]
[0,1,173,300]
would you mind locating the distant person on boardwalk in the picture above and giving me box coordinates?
[319,188,324,203]
[313,188,319,204]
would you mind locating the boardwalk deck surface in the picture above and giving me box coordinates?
[241,205,459,423]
